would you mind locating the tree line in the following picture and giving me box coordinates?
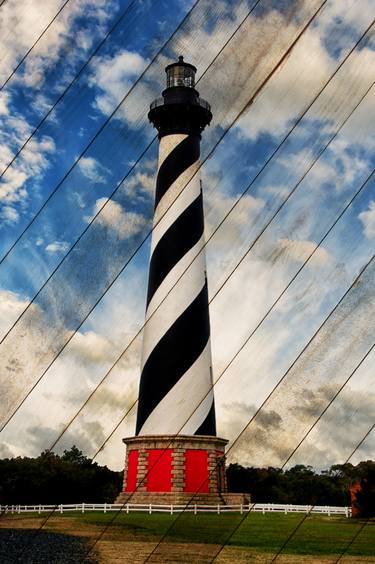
[227,461,375,517]
[0,446,122,505]
[0,447,373,517]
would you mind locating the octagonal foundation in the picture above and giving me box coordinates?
[115,435,249,505]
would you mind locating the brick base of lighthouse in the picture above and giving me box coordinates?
[115,435,249,505]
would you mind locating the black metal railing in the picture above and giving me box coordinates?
[150,97,211,111]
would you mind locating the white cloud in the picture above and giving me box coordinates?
[289,375,375,469]
[0,130,56,206]
[0,92,10,115]
[120,159,156,206]
[45,240,69,253]
[0,205,19,223]
[235,27,335,140]
[264,185,290,199]
[126,170,155,196]
[89,197,147,239]
[89,50,148,116]
[30,92,55,118]
[69,190,86,210]
[78,156,107,184]
[309,129,373,192]
[0,0,64,84]
[68,330,117,365]
[0,440,23,459]
[205,190,265,248]
[359,200,375,239]
[0,144,13,170]
[275,238,331,266]
[0,290,30,336]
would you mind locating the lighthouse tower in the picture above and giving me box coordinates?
[117,58,238,505]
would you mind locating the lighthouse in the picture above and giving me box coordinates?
[137,56,215,438]
[116,58,245,505]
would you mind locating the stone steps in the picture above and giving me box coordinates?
[115,491,250,506]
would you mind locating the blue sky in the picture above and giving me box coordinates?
[0,0,374,470]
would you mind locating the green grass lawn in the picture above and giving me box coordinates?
[55,511,374,557]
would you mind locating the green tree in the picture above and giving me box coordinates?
[61,445,90,466]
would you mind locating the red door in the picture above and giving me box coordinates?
[147,449,172,492]
[125,450,139,492]
[184,449,209,493]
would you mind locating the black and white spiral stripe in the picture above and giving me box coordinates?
[136,133,216,436]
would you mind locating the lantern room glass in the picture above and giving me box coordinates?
[166,64,195,88]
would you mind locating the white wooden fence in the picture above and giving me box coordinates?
[0,502,351,517]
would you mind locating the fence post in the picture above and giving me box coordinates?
[59,504,63,514]
[126,504,129,514]
[82,503,85,514]
[149,504,152,515]
[217,504,220,515]
[262,506,265,515]
[18,505,21,514]
[240,504,243,515]
[104,502,107,514]
[171,504,173,515]
[194,504,197,515]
